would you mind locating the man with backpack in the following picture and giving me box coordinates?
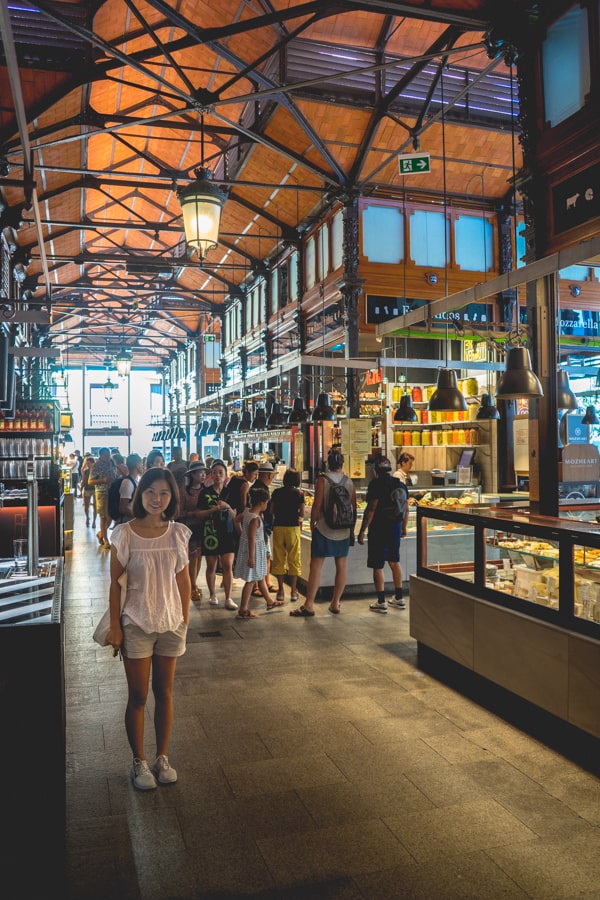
[290,448,356,617]
[108,453,143,526]
[357,456,409,613]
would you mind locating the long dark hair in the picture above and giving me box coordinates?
[132,467,179,520]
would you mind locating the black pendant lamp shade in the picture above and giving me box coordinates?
[207,418,219,434]
[557,369,577,411]
[226,412,239,432]
[496,347,544,400]
[393,394,418,422]
[251,404,267,430]
[196,420,209,437]
[238,407,252,431]
[428,369,468,412]
[582,405,600,425]
[312,391,336,421]
[266,402,286,427]
[216,410,230,434]
[476,393,500,420]
[288,397,309,423]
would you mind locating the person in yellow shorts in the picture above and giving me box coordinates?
[269,468,305,602]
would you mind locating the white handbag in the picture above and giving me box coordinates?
[93,529,129,647]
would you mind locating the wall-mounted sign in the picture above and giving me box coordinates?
[552,161,600,235]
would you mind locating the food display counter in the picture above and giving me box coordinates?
[410,506,600,740]
[0,559,66,893]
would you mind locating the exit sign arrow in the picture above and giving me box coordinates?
[398,152,431,175]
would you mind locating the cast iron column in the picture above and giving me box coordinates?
[338,193,364,419]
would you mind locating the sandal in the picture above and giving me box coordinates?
[266,599,286,610]
[236,609,259,619]
[328,603,340,614]
[251,588,263,597]
[290,593,299,603]
[289,605,315,617]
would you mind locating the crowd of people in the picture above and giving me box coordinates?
[86,444,410,790]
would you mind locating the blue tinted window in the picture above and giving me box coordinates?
[362,205,404,263]
[542,6,590,126]
[410,210,447,267]
[455,215,493,271]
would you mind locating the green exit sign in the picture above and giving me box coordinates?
[398,152,431,175]
[203,334,216,342]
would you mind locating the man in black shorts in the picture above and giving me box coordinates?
[357,456,409,613]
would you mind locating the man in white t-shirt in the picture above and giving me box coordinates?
[118,453,143,523]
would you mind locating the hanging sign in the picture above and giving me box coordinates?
[340,419,371,478]
[398,152,431,175]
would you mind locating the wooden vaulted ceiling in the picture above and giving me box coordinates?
[0,0,524,369]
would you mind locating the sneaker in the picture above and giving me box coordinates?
[130,758,157,791]
[209,596,219,606]
[224,597,238,610]
[389,598,407,610]
[369,601,388,613]
[152,754,178,785]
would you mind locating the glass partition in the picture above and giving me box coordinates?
[486,529,559,609]
[573,544,600,622]
[421,512,476,582]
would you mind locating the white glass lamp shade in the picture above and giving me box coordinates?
[178,170,225,258]
[115,350,132,377]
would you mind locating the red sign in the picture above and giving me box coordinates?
[365,367,383,386]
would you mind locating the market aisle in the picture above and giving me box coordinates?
[63,496,600,899]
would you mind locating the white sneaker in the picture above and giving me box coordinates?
[224,598,238,610]
[389,598,407,609]
[130,758,157,791]
[369,601,388,613]
[151,754,178,785]
[209,596,219,606]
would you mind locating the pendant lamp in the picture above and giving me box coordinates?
[581,405,599,425]
[251,404,267,430]
[216,410,230,434]
[238,406,252,431]
[207,418,219,434]
[495,347,544,400]
[266,402,286,427]
[312,391,336,422]
[476,393,500,420]
[557,369,577,411]
[226,412,239,433]
[287,396,309,423]
[428,369,468,412]
[393,394,418,422]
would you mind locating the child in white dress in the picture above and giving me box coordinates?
[234,485,285,618]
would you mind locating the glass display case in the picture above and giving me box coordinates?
[410,506,600,741]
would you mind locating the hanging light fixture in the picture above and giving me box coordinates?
[429,370,468,412]
[476,393,500,420]
[115,348,132,377]
[238,405,252,431]
[226,412,239,433]
[393,394,418,422]
[267,402,286,427]
[103,376,116,403]
[216,409,230,434]
[581,405,600,425]
[496,346,544,400]
[251,403,267,430]
[312,391,336,422]
[207,417,219,435]
[557,369,577,411]
[61,432,74,444]
[288,396,309,424]
[177,114,226,260]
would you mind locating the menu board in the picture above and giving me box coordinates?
[340,419,372,478]
[513,415,529,474]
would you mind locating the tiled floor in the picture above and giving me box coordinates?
[64,499,600,899]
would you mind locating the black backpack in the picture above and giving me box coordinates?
[108,475,135,522]
[323,474,355,530]
[385,478,408,523]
